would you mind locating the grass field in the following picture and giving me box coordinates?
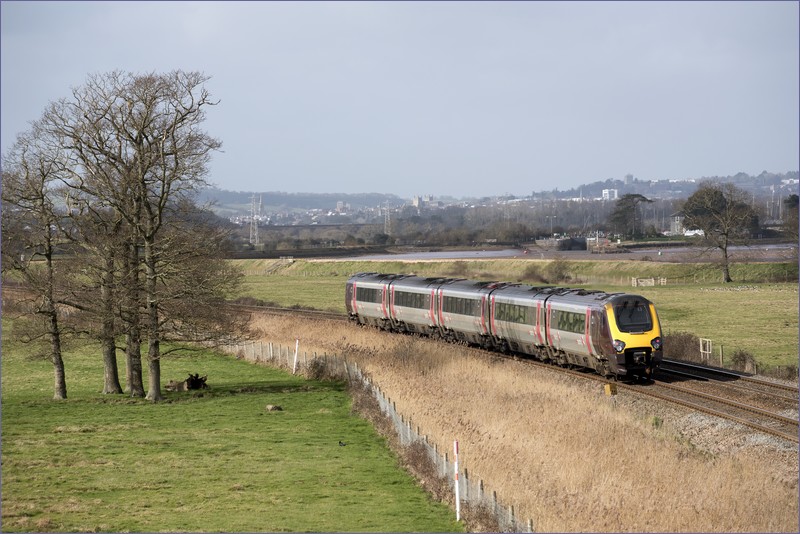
[232,258,799,371]
[0,319,461,533]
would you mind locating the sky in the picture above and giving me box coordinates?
[1,1,798,198]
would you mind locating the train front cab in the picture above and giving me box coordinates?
[604,295,663,381]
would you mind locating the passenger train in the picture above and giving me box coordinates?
[346,272,663,381]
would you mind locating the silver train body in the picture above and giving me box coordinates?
[345,272,664,380]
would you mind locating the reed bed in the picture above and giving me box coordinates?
[250,313,799,532]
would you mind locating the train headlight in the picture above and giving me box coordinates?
[612,339,626,353]
[651,337,663,351]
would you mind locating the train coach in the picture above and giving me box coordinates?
[345,272,663,381]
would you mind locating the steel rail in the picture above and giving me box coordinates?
[662,358,798,394]
[658,368,799,404]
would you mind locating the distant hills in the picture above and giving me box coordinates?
[555,170,799,201]
[197,189,405,216]
[200,170,798,216]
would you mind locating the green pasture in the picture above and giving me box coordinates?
[232,258,799,370]
[0,320,461,533]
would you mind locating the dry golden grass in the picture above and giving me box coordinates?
[249,314,798,533]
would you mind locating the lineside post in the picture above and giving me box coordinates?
[292,338,299,374]
[454,440,460,522]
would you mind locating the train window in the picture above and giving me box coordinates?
[614,302,652,332]
[356,287,382,304]
[443,296,480,316]
[395,291,428,309]
[553,309,585,334]
[495,302,534,325]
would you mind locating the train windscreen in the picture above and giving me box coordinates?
[613,301,653,333]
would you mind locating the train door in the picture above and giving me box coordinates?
[534,299,545,346]
[429,289,438,327]
[591,309,612,355]
[437,287,446,334]
[480,294,490,335]
[584,307,593,358]
[382,283,391,322]
[346,282,356,315]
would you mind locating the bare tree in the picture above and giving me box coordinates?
[60,199,128,395]
[681,182,759,283]
[41,70,222,401]
[1,127,71,399]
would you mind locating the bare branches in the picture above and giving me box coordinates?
[681,182,759,282]
[3,70,237,401]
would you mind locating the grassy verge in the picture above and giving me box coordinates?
[231,258,798,371]
[0,319,461,532]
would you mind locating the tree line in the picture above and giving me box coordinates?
[2,71,248,401]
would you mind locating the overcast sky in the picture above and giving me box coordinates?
[2,1,798,198]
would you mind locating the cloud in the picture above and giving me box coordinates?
[2,1,797,197]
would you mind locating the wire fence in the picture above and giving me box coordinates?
[222,340,535,533]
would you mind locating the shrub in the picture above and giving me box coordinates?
[448,262,469,277]
[545,257,571,283]
[728,349,759,374]
[521,264,548,284]
[663,331,702,363]
[305,357,329,380]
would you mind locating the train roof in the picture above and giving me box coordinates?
[491,283,654,306]
[349,273,653,307]
[349,272,460,289]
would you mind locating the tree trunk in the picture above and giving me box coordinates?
[144,237,163,402]
[720,238,733,283]
[101,258,123,394]
[126,332,145,397]
[48,307,67,400]
[102,335,123,394]
[146,341,162,402]
[124,243,145,397]
[43,249,67,400]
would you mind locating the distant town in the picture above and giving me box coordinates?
[207,171,798,238]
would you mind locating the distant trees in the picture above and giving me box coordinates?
[608,194,653,239]
[783,194,799,242]
[1,70,247,401]
[681,183,759,283]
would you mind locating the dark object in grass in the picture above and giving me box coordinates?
[186,373,209,390]
[166,373,209,392]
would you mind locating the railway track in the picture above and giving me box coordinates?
[643,381,798,443]
[503,358,799,443]
[240,306,799,443]
[651,358,798,442]
[660,358,797,400]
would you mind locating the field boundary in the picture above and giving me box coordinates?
[222,340,535,533]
